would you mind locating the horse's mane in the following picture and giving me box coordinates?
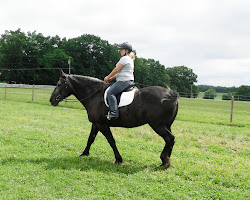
[69,74,104,86]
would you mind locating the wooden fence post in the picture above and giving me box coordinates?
[5,84,7,99]
[230,96,234,123]
[32,84,35,101]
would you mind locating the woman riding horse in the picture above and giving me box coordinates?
[104,42,135,120]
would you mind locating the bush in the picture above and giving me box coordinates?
[203,89,216,99]
[222,92,233,100]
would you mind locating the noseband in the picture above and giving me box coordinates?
[56,94,61,101]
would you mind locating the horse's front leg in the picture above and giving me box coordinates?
[80,123,99,156]
[98,124,123,164]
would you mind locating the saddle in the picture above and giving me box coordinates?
[104,85,137,108]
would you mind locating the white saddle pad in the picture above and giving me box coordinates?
[104,86,137,108]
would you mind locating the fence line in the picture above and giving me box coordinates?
[1,83,250,100]
[1,84,250,101]
[1,85,250,124]
[1,84,250,107]
[180,106,250,114]
[0,83,55,89]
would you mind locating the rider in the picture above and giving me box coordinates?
[104,42,135,120]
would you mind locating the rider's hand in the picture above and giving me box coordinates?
[104,76,110,83]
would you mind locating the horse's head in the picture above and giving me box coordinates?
[50,70,72,106]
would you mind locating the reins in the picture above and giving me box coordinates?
[66,77,107,103]
[77,83,105,102]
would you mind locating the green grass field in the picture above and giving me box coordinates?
[0,88,249,199]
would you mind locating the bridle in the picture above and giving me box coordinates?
[55,94,61,101]
[55,79,68,102]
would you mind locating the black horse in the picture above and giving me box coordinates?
[50,71,179,168]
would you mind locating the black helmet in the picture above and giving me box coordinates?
[119,42,132,51]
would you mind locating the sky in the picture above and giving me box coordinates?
[0,0,249,87]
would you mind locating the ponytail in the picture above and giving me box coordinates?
[128,51,135,61]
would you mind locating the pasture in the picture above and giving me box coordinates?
[0,88,249,199]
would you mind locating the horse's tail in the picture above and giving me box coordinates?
[161,88,179,127]
[161,88,179,104]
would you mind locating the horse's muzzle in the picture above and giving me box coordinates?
[50,95,59,106]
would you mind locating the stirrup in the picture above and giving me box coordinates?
[106,112,119,120]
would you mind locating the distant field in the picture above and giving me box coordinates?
[0,87,249,199]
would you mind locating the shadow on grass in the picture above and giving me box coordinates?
[1,155,166,175]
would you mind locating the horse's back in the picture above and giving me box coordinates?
[138,86,178,105]
[108,86,178,127]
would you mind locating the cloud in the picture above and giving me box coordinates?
[0,0,249,87]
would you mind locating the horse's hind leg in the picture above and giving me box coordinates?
[80,123,99,156]
[150,123,175,168]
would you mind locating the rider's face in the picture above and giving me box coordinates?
[120,49,126,56]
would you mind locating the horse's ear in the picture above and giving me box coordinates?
[60,70,66,78]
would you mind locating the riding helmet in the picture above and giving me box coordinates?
[119,42,132,52]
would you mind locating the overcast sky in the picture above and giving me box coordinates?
[1,0,249,87]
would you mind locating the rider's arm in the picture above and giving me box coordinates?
[104,63,123,82]
[108,74,116,81]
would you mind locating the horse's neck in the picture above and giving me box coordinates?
[68,75,103,106]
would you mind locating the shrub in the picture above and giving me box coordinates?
[203,89,216,99]
[222,92,233,100]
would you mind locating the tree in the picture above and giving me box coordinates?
[134,57,150,87]
[26,31,69,84]
[62,34,120,80]
[234,85,250,101]
[198,85,238,93]
[0,29,196,88]
[203,89,216,99]
[134,57,170,88]
[0,29,28,83]
[0,30,69,84]
[166,66,198,97]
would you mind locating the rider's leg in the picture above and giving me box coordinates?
[107,80,133,117]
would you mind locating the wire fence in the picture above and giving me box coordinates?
[0,84,249,126]
[178,91,250,101]
[1,83,250,101]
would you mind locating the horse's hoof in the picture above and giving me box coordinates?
[161,158,171,168]
[115,158,123,165]
[79,152,89,157]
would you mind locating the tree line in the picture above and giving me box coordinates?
[0,29,199,97]
[197,85,238,93]
[222,86,250,101]
[200,86,250,101]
